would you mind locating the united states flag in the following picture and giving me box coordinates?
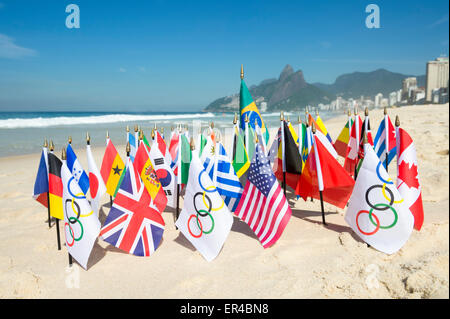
[99,158,165,257]
[235,144,292,248]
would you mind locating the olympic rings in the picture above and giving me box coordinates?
[357,181,402,236]
[68,177,87,199]
[198,171,216,193]
[187,186,219,238]
[382,183,404,204]
[365,185,393,211]
[369,204,398,229]
[187,214,202,238]
[376,162,393,185]
[195,211,215,234]
[73,193,94,217]
[194,192,211,217]
[202,186,224,211]
[356,210,380,236]
[64,217,84,246]
[64,223,75,247]
[65,199,80,223]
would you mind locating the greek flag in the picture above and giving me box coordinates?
[373,116,396,168]
[200,138,243,212]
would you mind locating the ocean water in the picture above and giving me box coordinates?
[0,111,338,157]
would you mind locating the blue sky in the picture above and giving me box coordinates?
[0,0,448,112]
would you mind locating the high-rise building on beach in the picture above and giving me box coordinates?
[402,77,417,103]
[426,57,449,102]
[374,93,383,108]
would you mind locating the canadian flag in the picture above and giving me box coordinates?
[396,127,424,231]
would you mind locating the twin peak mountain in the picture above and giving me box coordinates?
[203,65,425,112]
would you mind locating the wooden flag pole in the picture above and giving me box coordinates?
[311,122,326,225]
[61,147,73,265]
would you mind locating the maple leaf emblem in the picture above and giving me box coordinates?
[399,161,420,189]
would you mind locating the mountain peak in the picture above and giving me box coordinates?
[279,64,294,81]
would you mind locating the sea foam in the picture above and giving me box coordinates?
[0,112,216,129]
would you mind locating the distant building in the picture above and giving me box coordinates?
[402,77,417,103]
[411,87,426,104]
[260,101,267,112]
[397,90,402,104]
[426,57,449,102]
[380,98,389,108]
[374,93,383,108]
[389,92,398,106]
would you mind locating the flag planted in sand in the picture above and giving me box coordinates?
[61,154,100,269]
[175,154,233,261]
[345,142,414,254]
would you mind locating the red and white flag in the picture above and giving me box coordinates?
[296,133,355,209]
[396,127,424,231]
[87,144,106,216]
[344,115,363,177]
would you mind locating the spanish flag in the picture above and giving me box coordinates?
[240,75,269,144]
[47,152,63,220]
[133,142,168,213]
[100,139,125,197]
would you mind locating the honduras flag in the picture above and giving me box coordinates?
[66,143,90,195]
[373,116,397,169]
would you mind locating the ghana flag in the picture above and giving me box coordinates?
[48,152,63,220]
[240,77,269,144]
[100,139,125,197]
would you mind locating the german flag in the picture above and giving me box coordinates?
[133,142,167,213]
[47,152,63,220]
[274,121,302,191]
[101,139,125,197]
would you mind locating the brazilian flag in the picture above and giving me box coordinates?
[240,79,269,144]
[232,126,250,178]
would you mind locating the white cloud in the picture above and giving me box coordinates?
[119,67,127,73]
[0,33,36,59]
[428,14,449,29]
[138,66,146,72]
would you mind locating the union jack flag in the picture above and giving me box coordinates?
[100,158,165,257]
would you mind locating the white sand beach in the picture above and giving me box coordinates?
[0,103,448,299]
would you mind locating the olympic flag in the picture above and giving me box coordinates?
[61,160,101,269]
[175,154,233,262]
[345,143,414,254]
